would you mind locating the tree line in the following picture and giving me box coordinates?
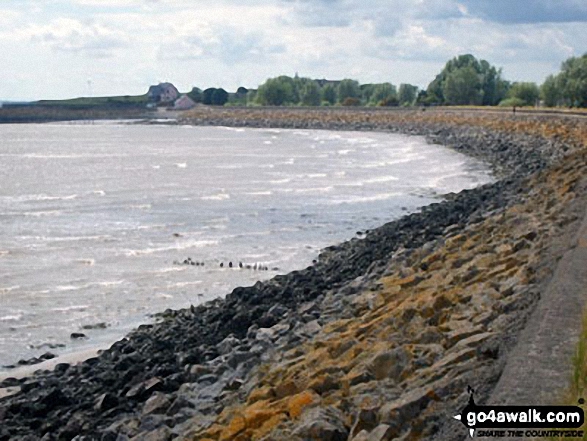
[187,52,587,108]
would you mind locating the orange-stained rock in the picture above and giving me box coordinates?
[247,386,275,404]
[308,374,341,395]
[274,379,299,398]
[253,413,287,439]
[243,408,278,430]
[219,414,246,441]
[288,390,319,418]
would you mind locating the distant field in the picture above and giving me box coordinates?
[36,94,149,107]
[0,103,151,123]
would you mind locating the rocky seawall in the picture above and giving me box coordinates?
[0,109,586,440]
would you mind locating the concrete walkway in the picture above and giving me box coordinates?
[485,201,587,438]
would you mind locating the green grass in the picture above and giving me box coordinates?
[36,94,149,107]
[549,313,587,440]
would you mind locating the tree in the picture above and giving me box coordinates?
[443,66,483,105]
[426,54,508,105]
[321,84,337,105]
[558,54,587,107]
[300,81,321,106]
[370,83,397,106]
[541,75,560,107]
[505,82,539,106]
[398,84,418,106]
[187,87,202,103]
[202,88,216,105]
[211,88,228,106]
[360,84,376,104]
[337,79,361,103]
[256,76,298,106]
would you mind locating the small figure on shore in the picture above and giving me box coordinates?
[229,262,233,268]
[239,262,243,268]
[220,262,224,268]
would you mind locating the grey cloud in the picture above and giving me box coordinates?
[281,0,353,27]
[280,0,466,34]
[461,0,587,23]
[161,30,286,64]
[31,27,126,57]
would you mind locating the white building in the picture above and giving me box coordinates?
[173,95,196,110]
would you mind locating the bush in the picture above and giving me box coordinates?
[342,97,361,106]
[379,96,399,107]
[498,97,526,107]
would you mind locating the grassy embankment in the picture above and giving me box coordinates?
[0,94,150,123]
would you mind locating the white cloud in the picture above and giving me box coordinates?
[0,0,585,100]
[27,18,128,57]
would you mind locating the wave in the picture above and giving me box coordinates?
[166,281,203,289]
[293,187,333,194]
[19,210,62,217]
[216,165,243,170]
[201,193,230,201]
[0,286,20,295]
[1,193,77,203]
[363,176,400,184]
[0,314,23,321]
[51,305,90,312]
[175,163,187,168]
[329,192,402,205]
[244,191,272,196]
[124,239,218,257]
[152,267,187,274]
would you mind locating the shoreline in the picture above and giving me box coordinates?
[0,109,585,440]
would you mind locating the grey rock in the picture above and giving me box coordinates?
[294,320,322,338]
[369,346,412,381]
[293,407,348,441]
[196,374,218,385]
[142,393,172,415]
[367,424,395,441]
[216,335,240,355]
[188,364,212,377]
[130,426,171,441]
[94,393,118,411]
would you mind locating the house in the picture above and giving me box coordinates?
[147,82,180,104]
[173,95,196,110]
[314,79,342,88]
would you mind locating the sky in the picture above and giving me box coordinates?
[0,0,586,101]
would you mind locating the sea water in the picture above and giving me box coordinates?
[0,122,493,368]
